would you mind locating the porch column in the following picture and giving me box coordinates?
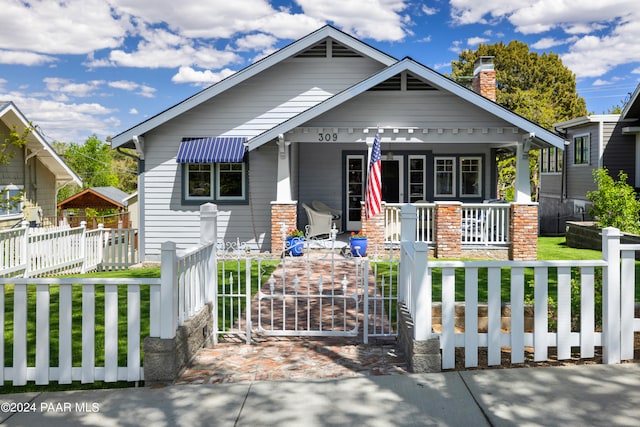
[514,135,533,203]
[434,202,462,259]
[509,203,538,260]
[360,202,385,255]
[271,201,297,254]
[276,134,292,202]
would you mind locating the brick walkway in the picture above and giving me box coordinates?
[176,337,408,385]
[177,252,408,385]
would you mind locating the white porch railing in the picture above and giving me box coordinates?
[461,203,510,245]
[385,202,509,246]
[398,204,638,369]
[0,222,138,278]
[385,203,434,244]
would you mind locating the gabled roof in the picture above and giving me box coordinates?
[0,101,82,186]
[246,58,566,150]
[622,83,640,120]
[111,25,397,149]
[57,186,131,210]
[554,114,621,131]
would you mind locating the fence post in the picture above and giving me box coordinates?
[400,204,417,243]
[80,221,87,273]
[200,203,218,305]
[602,227,621,364]
[160,241,178,339]
[20,221,30,278]
[412,241,431,340]
[97,223,105,270]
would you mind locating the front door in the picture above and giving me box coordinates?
[345,155,365,231]
[381,156,403,203]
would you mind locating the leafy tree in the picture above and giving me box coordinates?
[1,124,32,211]
[450,41,588,200]
[586,168,640,234]
[55,136,138,203]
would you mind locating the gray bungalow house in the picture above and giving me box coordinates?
[539,83,640,234]
[111,25,565,261]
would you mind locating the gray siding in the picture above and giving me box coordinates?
[307,91,517,133]
[140,56,385,260]
[603,121,636,185]
[565,123,599,200]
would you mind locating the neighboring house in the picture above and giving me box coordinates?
[57,186,134,228]
[0,101,82,230]
[111,25,565,261]
[539,83,640,234]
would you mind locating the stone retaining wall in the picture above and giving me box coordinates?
[143,303,213,385]
[566,221,640,259]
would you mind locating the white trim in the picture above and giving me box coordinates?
[434,156,456,197]
[216,162,246,201]
[408,154,427,202]
[0,184,24,217]
[572,133,590,166]
[459,156,482,198]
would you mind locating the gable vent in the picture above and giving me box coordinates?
[331,42,362,57]
[406,73,436,90]
[296,40,328,58]
[369,73,402,91]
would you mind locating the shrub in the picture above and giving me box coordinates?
[586,168,640,234]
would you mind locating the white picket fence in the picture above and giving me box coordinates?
[0,222,137,277]
[0,227,215,386]
[398,204,639,369]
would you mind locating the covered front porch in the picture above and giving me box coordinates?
[268,129,539,260]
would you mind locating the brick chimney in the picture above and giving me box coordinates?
[472,56,496,102]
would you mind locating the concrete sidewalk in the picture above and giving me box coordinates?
[0,363,638,426]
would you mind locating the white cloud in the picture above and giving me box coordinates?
[422,5,438,16]
[129,108,139,114]
[0,0,126,54]
[235,33,278,51]
[467,37,489,46]
[108,80,157,98]
[418,35,432,43]
[593,79,613,86]
[171,67,237,85]
[0,50,57,66]
[0,91,116,142]
[296,0,411,42]
[449,1,640,79]
[632,67,640,74]
[449,40,463,53]
[43,78,104,98]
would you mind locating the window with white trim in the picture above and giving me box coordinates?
[1,185,23,217]
[434,157,455,197]
[573,134,590,165]
[408,155,426,202]
[460,157,481,197]
[183,162,247,203]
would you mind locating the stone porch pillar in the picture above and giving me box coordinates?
[509,203,538,260]
[434,202,462,259]
[271,201,297,254]
[360,202,385,255]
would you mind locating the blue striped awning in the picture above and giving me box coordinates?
[176,137,248,163]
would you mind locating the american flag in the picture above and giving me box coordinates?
[366,133,382,218]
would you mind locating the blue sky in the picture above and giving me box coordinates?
[1,0,638,144]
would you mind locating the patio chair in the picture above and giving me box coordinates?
[311,200,342,233]
[302,203,333,238]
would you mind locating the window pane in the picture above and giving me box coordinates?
[541,149,548,172]
[435,158,454,196]
[217,163,244,198]
[187,164,212,198]
[409,156,425,202]
[460,158,481,196]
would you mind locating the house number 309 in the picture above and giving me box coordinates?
[318,133,338,142]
